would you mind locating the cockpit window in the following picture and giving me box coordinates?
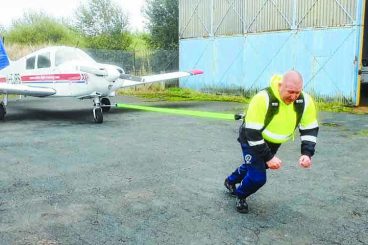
[37,52,51,68]
[55,48,95,66]
[26,56,36,70]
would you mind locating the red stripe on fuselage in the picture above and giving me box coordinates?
[0,77,6,83]
[21,73,83,82]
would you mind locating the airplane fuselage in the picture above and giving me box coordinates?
[0,46,124,98]
[0,44,203,123]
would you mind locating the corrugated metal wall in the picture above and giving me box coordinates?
[179,0,364,104]
[297,0,356,28]
[179,0,358,37]
[179,0,212,38]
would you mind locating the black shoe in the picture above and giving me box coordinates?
[224,178,236,196]
[236,198,249,213]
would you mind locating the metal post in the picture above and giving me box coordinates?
[292,0,298,30]
[354,0,366,105]
[210,0,214,37]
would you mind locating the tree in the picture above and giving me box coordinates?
[74,0,132,50]
[0,25,6,37]
[144,0,179,50]
[6,11,82,45]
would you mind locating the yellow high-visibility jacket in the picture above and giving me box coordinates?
[240,75,319,161]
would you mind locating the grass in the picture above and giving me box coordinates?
[119,87,251,103]
[119,87,365,114]
[356,129,368,136]
[315,100,355,113]
[320,122,342,127]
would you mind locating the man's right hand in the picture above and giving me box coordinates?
[267,156,282,169]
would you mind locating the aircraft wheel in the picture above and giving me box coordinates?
[93,107,103,123]
[0,102,6,121]
[101,97,111,113]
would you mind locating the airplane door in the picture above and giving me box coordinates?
[51,62,67,96]
[22,52,52,88]
[51,65,76,97]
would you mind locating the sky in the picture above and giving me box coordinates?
[0,0,147,31]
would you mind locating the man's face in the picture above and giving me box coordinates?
[278,77,302,105]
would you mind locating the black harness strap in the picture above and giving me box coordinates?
[263,87,305,130]
[293,94,305,129]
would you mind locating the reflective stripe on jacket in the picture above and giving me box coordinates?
[243,75,319,161]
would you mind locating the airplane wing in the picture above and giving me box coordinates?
[118,70,203,88]
[0,83,56,97]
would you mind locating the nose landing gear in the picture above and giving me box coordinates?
[93,107,103,123]
[93,97,103,123]
[92,97,111,123]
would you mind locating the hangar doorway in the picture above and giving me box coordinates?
[360,2,368,106]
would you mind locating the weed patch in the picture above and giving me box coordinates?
[118,87,366,114]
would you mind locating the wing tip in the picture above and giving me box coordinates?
[190,69,204,75]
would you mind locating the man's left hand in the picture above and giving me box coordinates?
[299,155,312,168]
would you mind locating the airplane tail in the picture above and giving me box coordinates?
[0,38,10,70]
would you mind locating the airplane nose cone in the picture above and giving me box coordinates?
[106,67,120,82]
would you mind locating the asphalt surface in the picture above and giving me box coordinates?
[0,95,367,245]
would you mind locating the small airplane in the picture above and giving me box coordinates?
[0,40,203,123]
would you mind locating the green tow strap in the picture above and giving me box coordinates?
[116,103,235,120]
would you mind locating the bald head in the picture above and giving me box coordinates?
[278,70,303,104]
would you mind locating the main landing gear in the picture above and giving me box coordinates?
[92,97,111,123]
[0,102,6,121]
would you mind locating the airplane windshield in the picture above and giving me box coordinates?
[55,48,95,66]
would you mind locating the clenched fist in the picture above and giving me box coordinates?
[267,156,282,169]
[299,155,312,168]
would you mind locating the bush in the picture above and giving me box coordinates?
[6,11,83,46]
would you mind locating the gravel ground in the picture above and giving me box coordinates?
[0,95,367,245]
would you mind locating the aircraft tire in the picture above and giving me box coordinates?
[93,107,103,123]
[101,97,111,113]
[0,102,6,121]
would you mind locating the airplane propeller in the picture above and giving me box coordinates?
[104,67,120,82]
[80,65,121,82]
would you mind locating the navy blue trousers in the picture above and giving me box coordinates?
[227,143,271,198]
